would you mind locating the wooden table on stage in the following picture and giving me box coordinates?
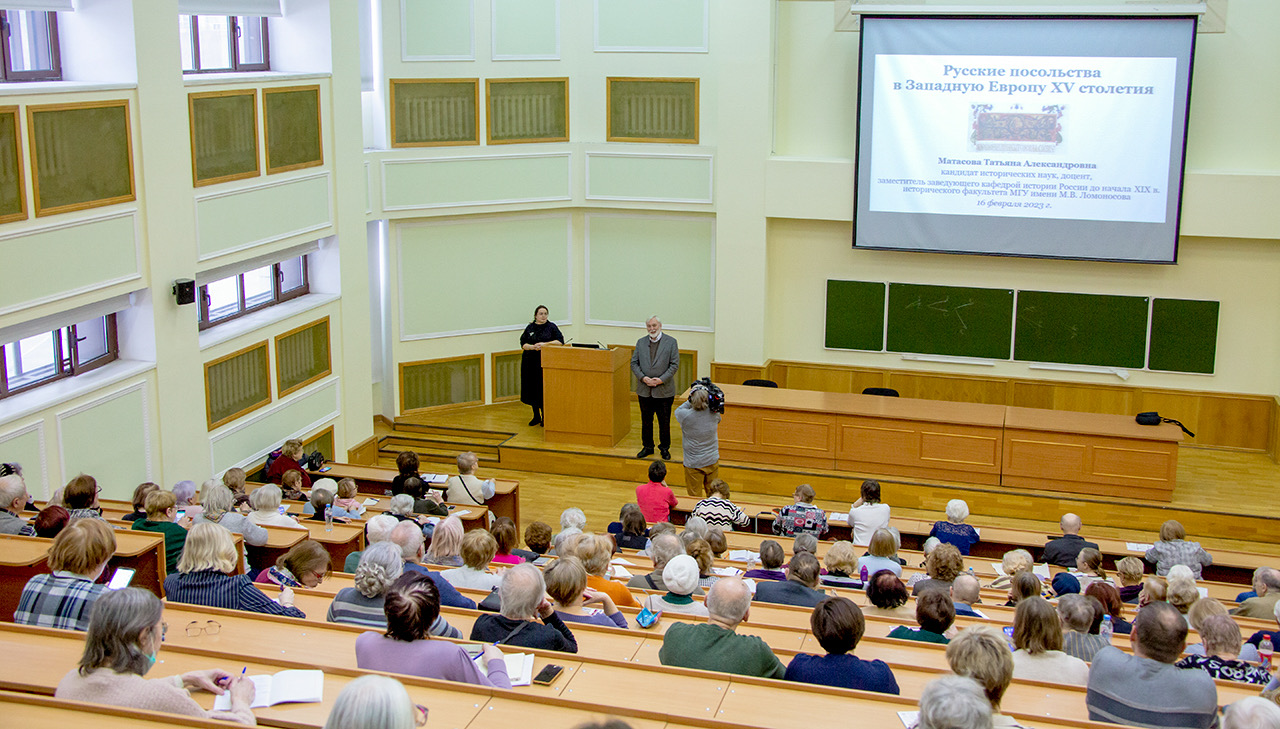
[1003,406,1184,501]
[716,384,1006,485]
[306,462,519,526]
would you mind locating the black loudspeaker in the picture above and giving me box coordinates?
[173,279,196,306]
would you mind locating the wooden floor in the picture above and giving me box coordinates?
[381,400,1280,556]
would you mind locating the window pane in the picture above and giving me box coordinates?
[236,16,266,67]
[196,15,232,71]
[6,332,59,388]
[205,277,240,321]
[73,318,109,363]
[7,11,55,74]
[279,256,305,293]
[179,15,195,72]
[242,265,273,308]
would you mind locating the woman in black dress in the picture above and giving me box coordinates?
[519,305,563,426]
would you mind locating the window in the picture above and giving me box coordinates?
[199,255,309,330]
[0,314,118,400]
[0,10,60,82]
[180,15,269,73]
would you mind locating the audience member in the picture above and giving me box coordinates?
[0,470,37,536]
[1166,576,1200,619]
[61,474,105,522]
[642,554,708,617]
[756,551,828,607]
[1244,600,1280,652]
[328,542,462,637]
[929,499,979,555]
[33,504,70,538]
[1185,598,1260,662]
[1144,519,1212,579]
[628,532,697,593]
[221,468,248,507]
[865,570,913,619]
[846,479,890,547]
[389,450,421,497]
[1049,573,1080,597]
[469,563,577,652]
[332,478,366,517]
[424,516,464,567]
[1087,601,1217,727]
[444,452,495,506]
[131,490,189,575]
[1067,547,1109,592]
[386,494,420,522]
[686,536,719,590]
[607,503,649,550]
[912,543,965,596]
[989,549,1033,590]
[791,531,818,557]
[1138,576,1168,609]
[888,590,954,644]
[704,526,728,558]
[918,675,993,729]
[344,514,400,572]
[857,528,904,579]
[247,484,304,529]
[524,520,552,556]
[636,461,677,523]
[1221,697,1280,729]
[743,539,787,581]
[403,477,447,516]
[303,479,354,521]
[54,587,256,724]
[786,596,899,694]
[1115,556,1146,603]
[257,539,331,589]
[280,470,306,501]
[441,530,503,591]
[574,533,639,607]
[1041,513,1098,567]
[1233,567,1280,619]
[1009,597,1089,686]
[323,674,420,729]
[1174,614,1270,685]
[124,482,159,522]
[545,556,628,627]
[389,521,476,609]
[1005,571,1042,607]
[193,483,268,555]
[951,574,984,618]
[1058,594,1108,662]
[821,541,862,588]
[554,507,587,548]
[691,479,750,530]
[908,537,942,588]
[771,483,828,538]
[15,518,116,630]
[170,479,201,520]
[267,438,312,490]
[165,523,305,617]
[659,577,785,678]
[1084,582,1132,635]
[946,626,1020,726]
[357,572,509,687]
[489,518,524,564]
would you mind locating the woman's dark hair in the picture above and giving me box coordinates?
[759,540,785,570]
[63,474,97,510]
[1085,581,1125,620]
[1008,571,1041,605]
[916,590,956,634]
[524,521,552,554]
[34,505,70,538]
[812,597,865,655]
[648,460,667,483]
[532,305,549,320]
[396,451,419,477]
[491,517,518,556]
[866,569,909,609]
[620,503,646,536]
[1084,594,1105,634]
[403,476,426,500]
[860,480,881,504]
[383,572,440,642]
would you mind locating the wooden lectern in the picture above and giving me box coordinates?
[541,345,631,447]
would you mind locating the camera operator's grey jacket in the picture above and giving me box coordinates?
[631,333,680,398]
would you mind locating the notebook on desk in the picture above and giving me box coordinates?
[213,669,323,710]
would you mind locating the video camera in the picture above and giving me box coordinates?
[690,377,725,414]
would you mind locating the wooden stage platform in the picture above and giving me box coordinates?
[377,400,1280,555]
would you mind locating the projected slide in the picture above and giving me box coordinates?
[870,54,1177,223]
[854,16,1197,263]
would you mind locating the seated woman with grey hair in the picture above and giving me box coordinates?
[918,675,994,729]
[171,480,203,520]
[54,587,257,724]
[1221,697,1280,729]
[469,563,578,652]
[246,484,304,529]
[553,507,587,552]
[907,537,942,588]
[356,572,508,687]
[192,483,268,548]
[328,542,461,638]
[1175,614,1272,685]
[929,498,980,555]
[323,675,423,729]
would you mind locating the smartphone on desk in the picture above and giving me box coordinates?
[532,664,564,686]
[318,466,332,473]
[106,568,135,590]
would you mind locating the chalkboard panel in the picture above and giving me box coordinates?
[1015,291,1148,368]
[887,283,1013,359]
[1149,298,1218,374]
[825,280,885,351]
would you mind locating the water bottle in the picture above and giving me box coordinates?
[1261,635,1274,669]
[324,503,333,531]
[860,565,869,584]
[1100,615,1113,643]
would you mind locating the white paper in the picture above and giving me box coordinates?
[898,710,920,728]
[728,550,759,562]
[973,527,981,537]
[485,653,535,686]
[610,557,635,566]
[214,670,323,710]
[1127,542,1154,552]
[828,512,849,523]
[425,474,447,484]
[968,608,989,620]
[1197,587,1209,598]
[452,509,472,518]
[361,498,379,506]
[712,566,742,577]
[1033,564,1051,579]
[611,565,633,579]
[991,562,1006,577]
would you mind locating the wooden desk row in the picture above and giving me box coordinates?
[303,462,520,527]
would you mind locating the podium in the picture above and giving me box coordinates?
[541,346,631,448]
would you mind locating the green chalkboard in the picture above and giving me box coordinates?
[825,280,885,351]
[886,283,1013,359]
[1015,291,1149,368]
[1148,298,1218,374]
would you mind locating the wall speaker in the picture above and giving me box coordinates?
[173,279,196,306]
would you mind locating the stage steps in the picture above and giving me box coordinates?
[375,422,513,468]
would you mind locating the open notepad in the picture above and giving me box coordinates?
[213,669,323,710]
[478,652,535,686]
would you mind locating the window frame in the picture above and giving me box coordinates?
[198,255,310,331]
[181,15,270,74]
[0,314,119,400]
[0,10,61,83]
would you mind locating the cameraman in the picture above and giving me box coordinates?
[676,382,722,497]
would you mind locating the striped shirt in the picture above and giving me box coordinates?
[0,509,35,536]
[691,497,750,530]
[326,587,461,637]
[163,569,305,618]
[14,571,109,631]
[1062,631,1110,663]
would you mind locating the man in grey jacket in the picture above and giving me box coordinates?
[632,316,680,460]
